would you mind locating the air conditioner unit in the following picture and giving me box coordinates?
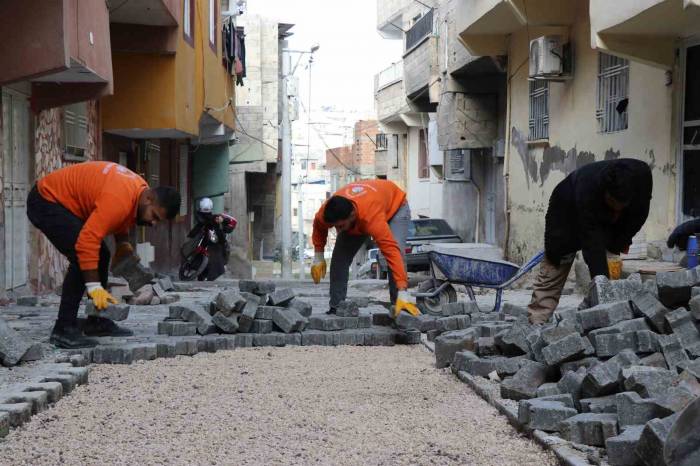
[529,35,569,79]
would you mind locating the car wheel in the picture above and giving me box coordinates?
[416,279,457,316]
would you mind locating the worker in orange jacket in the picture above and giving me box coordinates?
[310,180,420,318]
[26,162,181,349]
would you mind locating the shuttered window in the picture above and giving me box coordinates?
[63,102,88,160]
[418,129,429,179]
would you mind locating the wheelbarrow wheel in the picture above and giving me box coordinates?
[416,280,457,316]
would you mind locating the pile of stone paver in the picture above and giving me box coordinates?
[401,269,700,466]
[110,256,180,306]
[81,279,412,365]
[157,279,414,347]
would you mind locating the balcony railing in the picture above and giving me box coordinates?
[405,9,433,51]
[375,61,403,91]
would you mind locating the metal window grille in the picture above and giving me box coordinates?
[596,53,629,133]
[376,133,388,150]
[63,102,88,159]
[528,80,549,141]
[405,9,433,51]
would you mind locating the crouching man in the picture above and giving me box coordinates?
[528,159,652,325]
[27,161,181,348]
[310,179,420,318]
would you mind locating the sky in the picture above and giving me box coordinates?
[245,0,403,115]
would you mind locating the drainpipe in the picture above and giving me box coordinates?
[503,38,513,260]
[472,177,481,243]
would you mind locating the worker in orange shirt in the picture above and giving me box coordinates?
[26,161,181,349]
[310,180,420,318]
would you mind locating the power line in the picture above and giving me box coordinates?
[234,113,278,152]
[297,98,362,176]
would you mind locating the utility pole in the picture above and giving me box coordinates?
[281,51,293,279]
[281,44,319,280]
[297,181,304,279]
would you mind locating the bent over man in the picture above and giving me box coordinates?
[310,179,420,318]
[528,158,652,325]
[27,161,180,348]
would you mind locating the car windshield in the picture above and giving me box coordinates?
[368,249,378,260]
[409,219,456,237]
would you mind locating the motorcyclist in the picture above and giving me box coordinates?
[188,198,237,281]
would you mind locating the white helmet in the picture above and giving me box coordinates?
[198,197,213,213]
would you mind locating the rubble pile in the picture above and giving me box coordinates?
[425,270,700,466]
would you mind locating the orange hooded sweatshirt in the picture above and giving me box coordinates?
[312,180,408,289]
[37,162,148,271]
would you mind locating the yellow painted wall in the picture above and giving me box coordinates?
[102,0,234,135]
[102,53,177,131]
[505,0,677,262]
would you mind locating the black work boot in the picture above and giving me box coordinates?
[325,307,337,315]
[80,316,134,337]
[50,323,99,349]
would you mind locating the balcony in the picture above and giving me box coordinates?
[405,9,434,51]
[0,0,113,110]
[377,0,412,39]
[590,0,700,68]
[375,63,411,123]
[456,0,577,56]
[107,0,179,26]
[403,35,439,111]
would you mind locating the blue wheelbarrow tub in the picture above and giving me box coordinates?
[428,251,520,287]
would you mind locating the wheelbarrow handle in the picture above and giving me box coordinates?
[499,250,545,289]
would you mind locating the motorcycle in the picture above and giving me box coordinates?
[179,214,237,281]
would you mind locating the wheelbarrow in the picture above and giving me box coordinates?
[413,247,545,315]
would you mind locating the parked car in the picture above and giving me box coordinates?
[357,248,380,279]
[377,218,462,278]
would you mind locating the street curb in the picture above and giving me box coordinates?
[421,335,599,466]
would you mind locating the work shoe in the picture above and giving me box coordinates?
[325,308,337,315]
[80,316,134,337]
[50,324,99,349]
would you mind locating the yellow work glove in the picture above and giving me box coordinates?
[394,290,421,318]
[86,283,118,310]
[310,252,327,284]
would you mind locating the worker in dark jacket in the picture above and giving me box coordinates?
[667,218,700,251]
[528,159,653,324]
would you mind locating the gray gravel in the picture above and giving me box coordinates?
[0,346,556,466]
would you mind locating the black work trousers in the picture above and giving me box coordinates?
[26,186,110,328]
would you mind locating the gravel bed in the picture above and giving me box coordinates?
[0,346,556,466]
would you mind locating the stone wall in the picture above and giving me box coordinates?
[32,101,101,293]
[403,36,438,98]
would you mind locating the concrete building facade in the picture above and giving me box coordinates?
[457,0,700,263]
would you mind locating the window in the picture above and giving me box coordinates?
[418,129,429,179]
[528,80,549,141]
[63,102,88,160]
[209,0,217,51]
[293,208,298,217]
[183,0,194,46]
[301,160,307,170]
[179,145,189,217]
[376,133,388,150]
[445,149,471,181]
[596,52,629,133]
[311,162,316,170]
